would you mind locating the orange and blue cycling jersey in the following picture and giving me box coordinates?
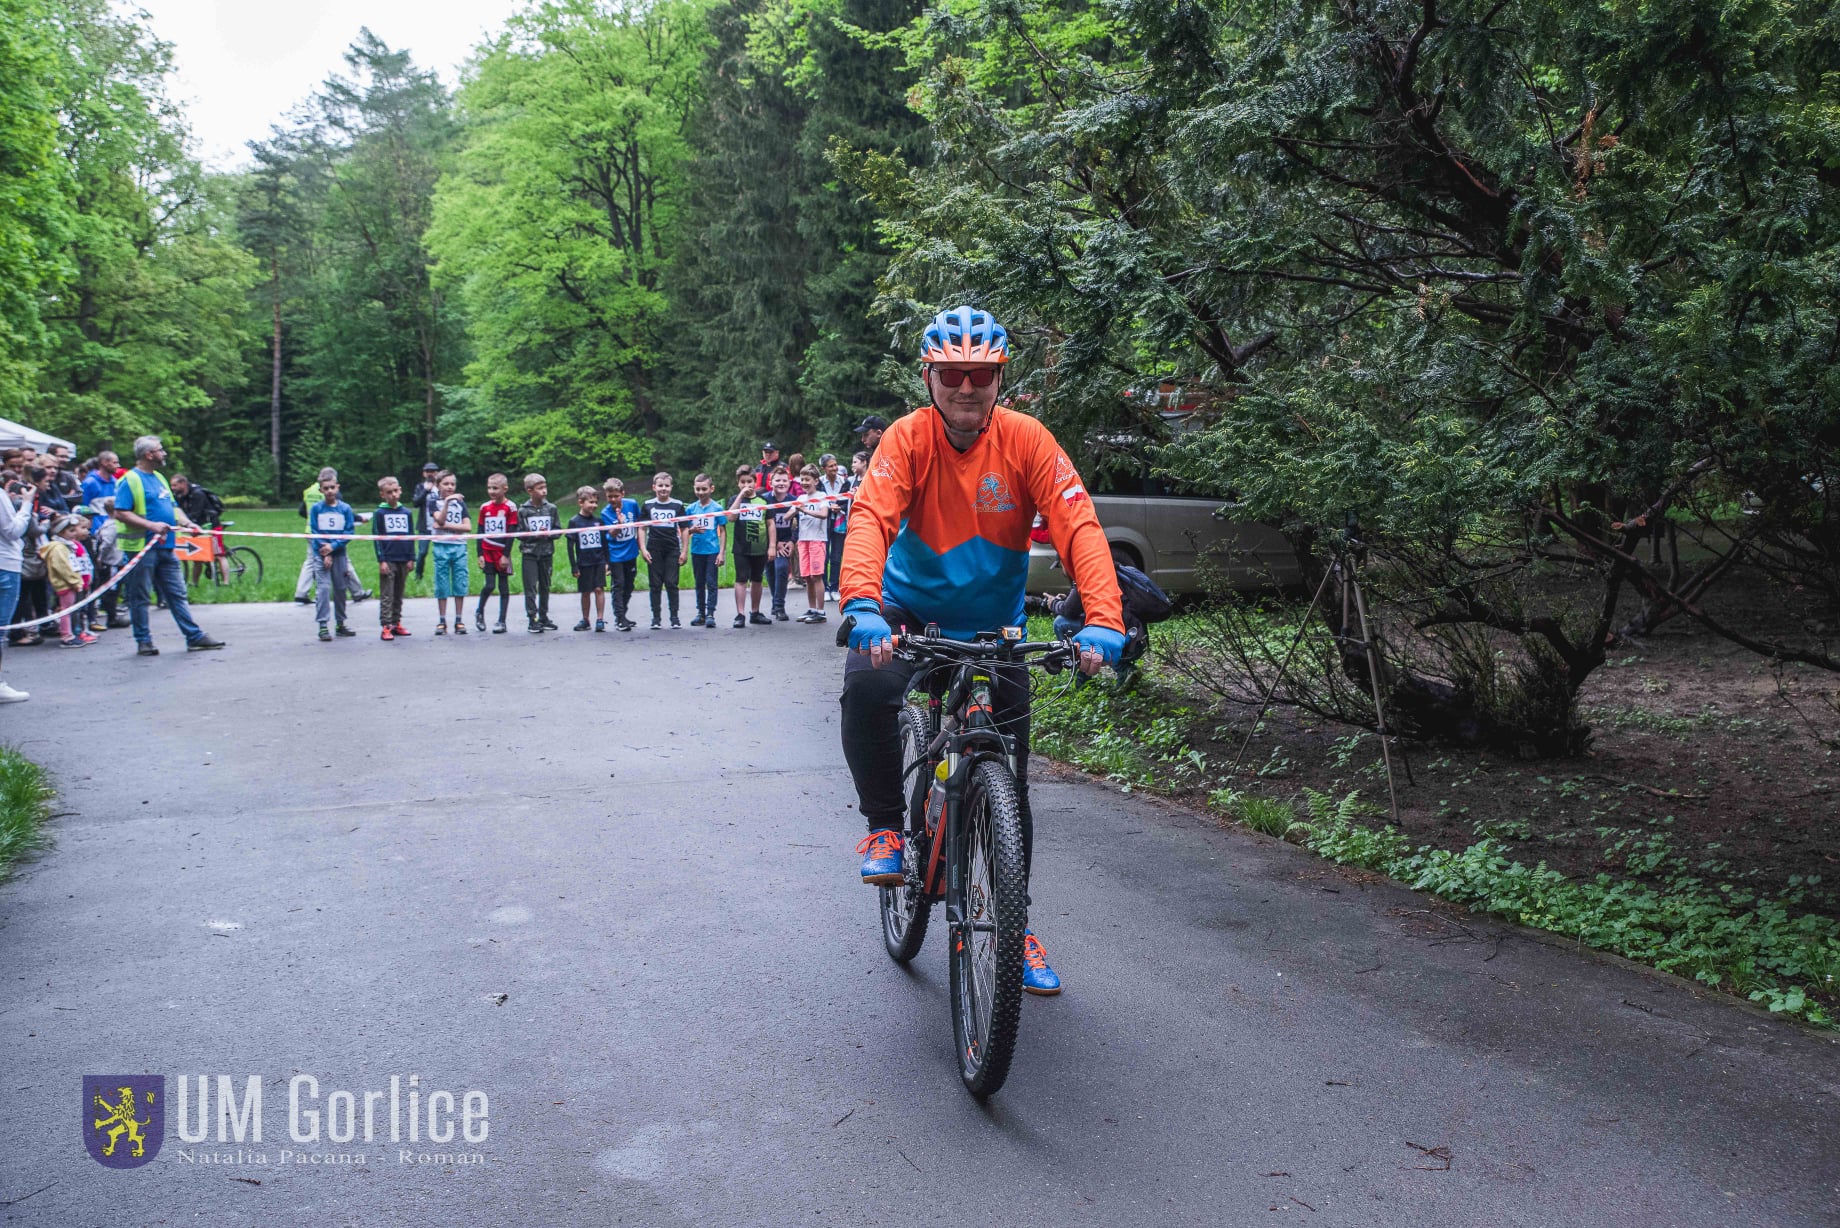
[840,406,1124,639]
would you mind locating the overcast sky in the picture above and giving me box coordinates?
[135,0,520,170]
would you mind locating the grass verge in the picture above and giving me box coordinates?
[0,746,54,880]
[1026,616,1840,1030]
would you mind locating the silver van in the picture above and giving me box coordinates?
[1027,473,1300,595]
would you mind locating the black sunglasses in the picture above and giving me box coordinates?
[930,366,1000,388]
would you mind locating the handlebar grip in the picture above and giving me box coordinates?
[835,615,855,649]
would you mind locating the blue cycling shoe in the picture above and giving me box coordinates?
[1022,930,1061,995]
[856,829,904,886]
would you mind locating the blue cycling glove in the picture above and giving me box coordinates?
[842,598,892,653]
[1072,624,1128,665]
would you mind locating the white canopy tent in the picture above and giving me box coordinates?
[0,416,74,454]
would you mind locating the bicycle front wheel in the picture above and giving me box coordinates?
[949,758,1028,1098]
[879,705,933,963]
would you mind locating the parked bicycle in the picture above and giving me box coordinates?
[835,614,1075,1097]
[197,522,264,588]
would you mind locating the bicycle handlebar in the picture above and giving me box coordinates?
[833,615,1076,672]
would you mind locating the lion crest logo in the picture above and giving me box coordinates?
[974,473,1017,514]
[83,1075,165,1168]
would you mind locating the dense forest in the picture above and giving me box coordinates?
[3,0,1837,735]
[2,0,928,494]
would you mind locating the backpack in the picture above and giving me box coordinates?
[195,486,224,526]
[1116,564,1173,624]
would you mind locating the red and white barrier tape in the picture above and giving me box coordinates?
[0,540,157,634]
[196,493,855,545]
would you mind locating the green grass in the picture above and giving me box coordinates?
[0,746,54,880]
[1290,787,1840,1029]
[181,509,760,606]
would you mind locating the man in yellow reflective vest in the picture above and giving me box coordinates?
[111,435,224,657]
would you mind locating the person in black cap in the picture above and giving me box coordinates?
[854,415,888,455]
[410,462,440,579]
[753,441,781,493]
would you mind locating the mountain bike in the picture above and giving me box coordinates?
[201,522,264,588]
[836,616,1075,1097]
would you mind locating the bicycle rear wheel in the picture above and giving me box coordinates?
[949,758,1028,1098]
[224,546,264,588]
[879,705,933,963]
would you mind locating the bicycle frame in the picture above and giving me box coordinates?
[869,623,1072,910]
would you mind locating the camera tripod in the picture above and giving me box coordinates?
[1228,532,1405,825]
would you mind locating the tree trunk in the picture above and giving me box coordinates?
[270,254,283,503]
[420,327,436,457]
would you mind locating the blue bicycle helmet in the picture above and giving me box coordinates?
[919,306,1011,364]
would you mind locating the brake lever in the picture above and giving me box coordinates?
[834,615,855,649]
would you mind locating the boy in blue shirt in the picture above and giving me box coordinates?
[600,477,640,631]
[685,472,726,627]
[308,474,358,640]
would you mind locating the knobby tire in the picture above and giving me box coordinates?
[950,758,1028,1098]
[879,705,933,962]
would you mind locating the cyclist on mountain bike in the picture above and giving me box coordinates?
[839,305,1128,995]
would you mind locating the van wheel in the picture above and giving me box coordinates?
[1110,543,1142,570]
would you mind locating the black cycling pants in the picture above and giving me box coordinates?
[839,607,1034,880]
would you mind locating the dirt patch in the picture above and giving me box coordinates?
[1149,577,1840,919]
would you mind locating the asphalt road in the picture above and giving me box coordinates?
[1,600,1835,1227]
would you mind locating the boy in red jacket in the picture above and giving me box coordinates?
[474,473,519,633]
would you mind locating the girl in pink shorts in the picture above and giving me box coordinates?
[794,464,831,623]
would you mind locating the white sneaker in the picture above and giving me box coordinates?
[0,682,29,703]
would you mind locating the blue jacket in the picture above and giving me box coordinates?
[601,498,640,563]
[309,500,356,554]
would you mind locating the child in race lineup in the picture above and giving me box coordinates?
[727,466,773,628]
[431,470,471,635]
[816,452,852,604]
[372,476,416,640]
[794,463,830,622]
[641,472,687,629]
[518,473,560,633]
[566,486,610,632]
[474,473,519,634]
[308,473,358,641]
[685,473,726,628]
[766,467,796,621]
[600,478,640,631]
